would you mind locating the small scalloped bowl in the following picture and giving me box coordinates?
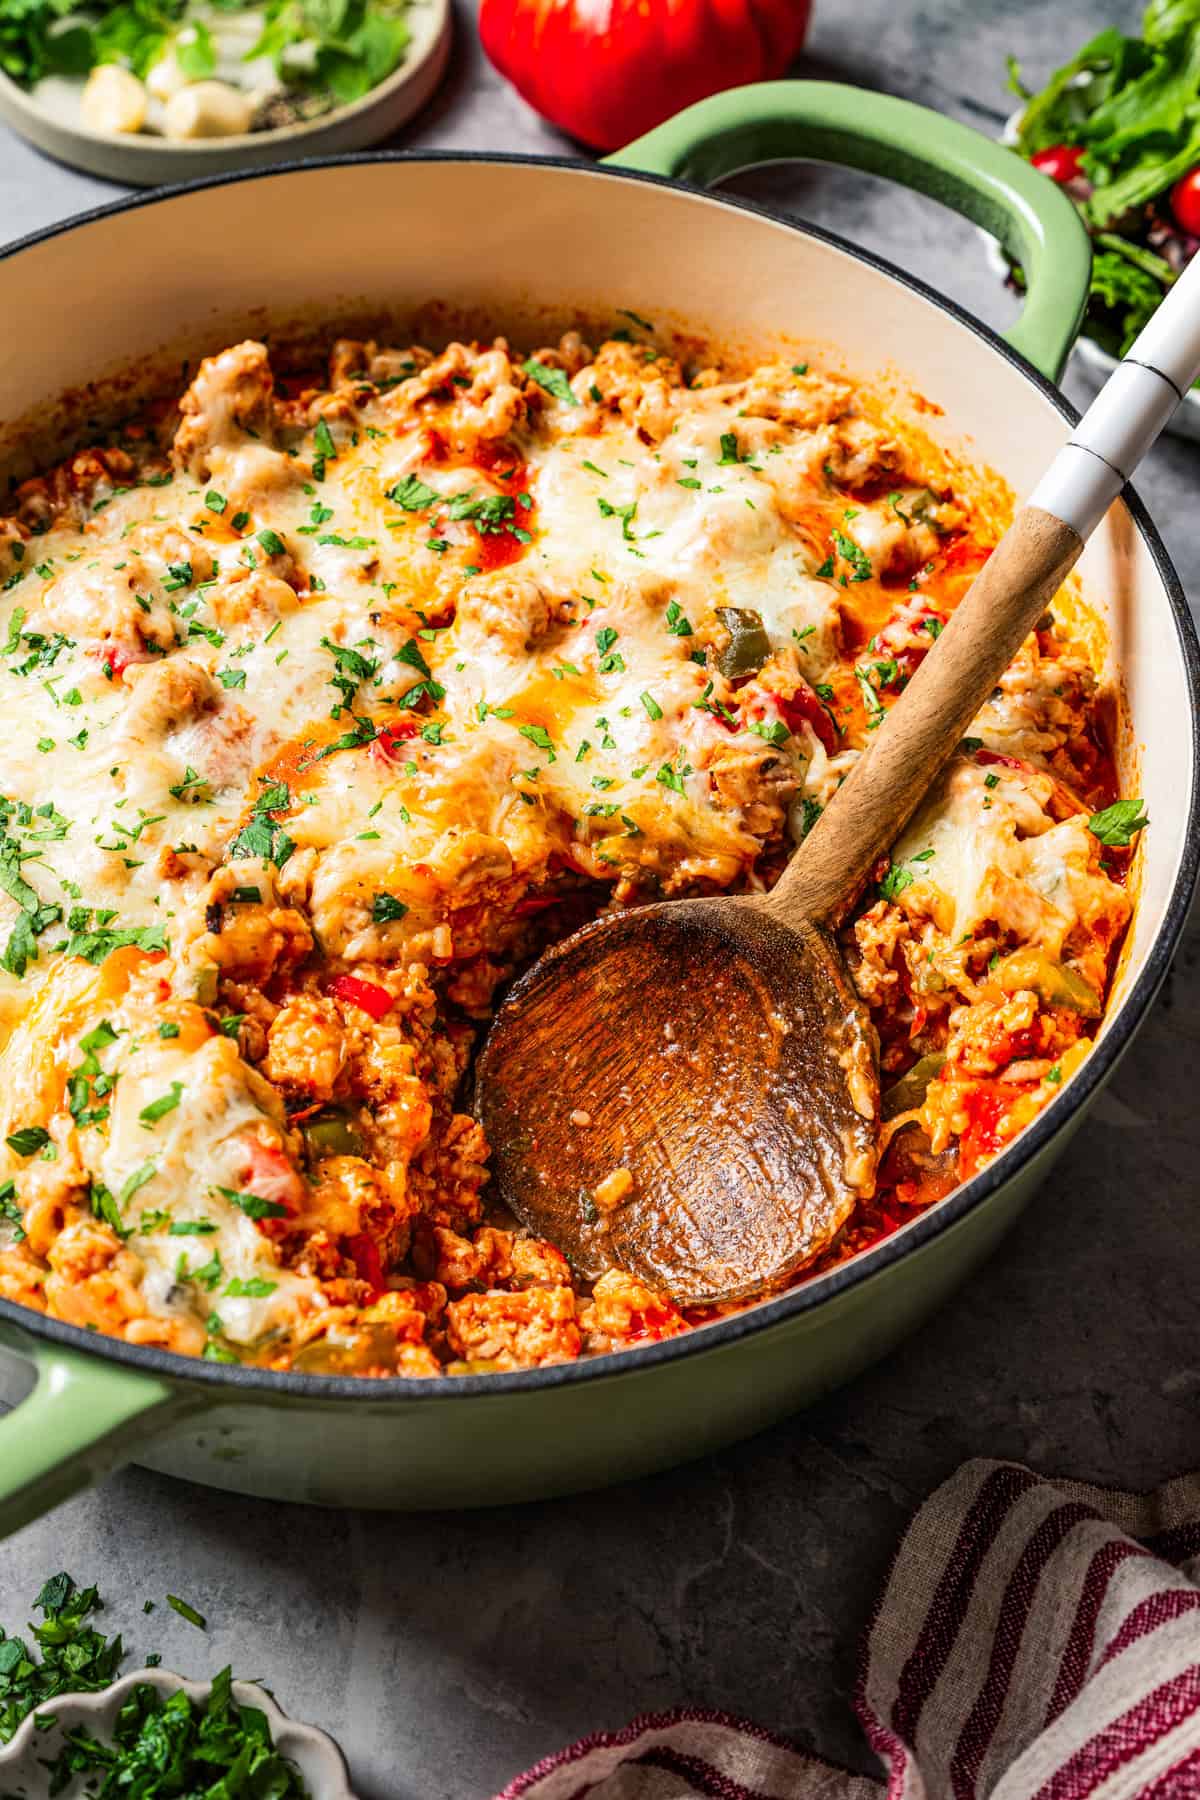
[0,0,450,188]
[0,1667,357,1799]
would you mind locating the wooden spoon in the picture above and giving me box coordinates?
[476,260,1200,1308]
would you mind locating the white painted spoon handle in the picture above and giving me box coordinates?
[1029,247,1200,537]
[778,240,1200,927]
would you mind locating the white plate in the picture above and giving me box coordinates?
[0,0,450,187]
[990,107,1200,438]
[0,1667,357,1798]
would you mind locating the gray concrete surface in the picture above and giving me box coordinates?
[1,2,1198,1795]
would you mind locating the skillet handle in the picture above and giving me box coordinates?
[0,1324,186,1538]
[606,80,1091,385]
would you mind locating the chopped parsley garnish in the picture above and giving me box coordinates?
[68,1019,119,1129]
[0,1575,124,1742]
[139,1082,183,1128]
[230,780,295,868]
[5,1125,48,1156]
[833,530,873,582]
[639,691,663,721]
[596,497,641,545]
[89,1180,127,1238]
[168,765,210,802]
[118,1163,156,1206]
[655,759,691,795]
[216,1185,289,1221]
[217,667,247,689]
[1087,797,1148,846]
[162,561,193,592]
[372,892,408,923]
[313,417,337,465]
[396,636,432,679]
[165,1594,206,1630]
[387,473,441,512]
[204,490,227,514]
[256,528,286,557]
[799,797,823,837]
[443,491,517,533]
[523,358,578,406]
[518,722,555,761]
[879,863,914,901]
[0,1178,24,1240]
[191,1249,224,1293]
[63,919,168,966]
[594,624,625,673]
[321,636,378,711]
[879,849,935,901]
[664,600,693,636]
[224,1276,277,1299]
[748,718,790,747]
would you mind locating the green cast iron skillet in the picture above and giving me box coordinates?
[0,82,1196,1533]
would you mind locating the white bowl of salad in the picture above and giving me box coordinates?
[997,0,1200,439]
[0,0,450,184]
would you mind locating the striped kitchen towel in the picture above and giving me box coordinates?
[497,1458,1200,1800]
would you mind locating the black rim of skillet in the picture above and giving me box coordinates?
[1,149,1198,1404]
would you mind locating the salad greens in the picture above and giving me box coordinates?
[1008,0,1200,359]
[0,0,410,111]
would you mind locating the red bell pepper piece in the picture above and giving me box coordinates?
[329,973,394,1020]
[774,683,839,757]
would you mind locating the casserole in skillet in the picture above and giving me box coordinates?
[0,83,1193,1525]
[0,323,1143,1376]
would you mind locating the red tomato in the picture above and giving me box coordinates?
[328,973,394,1020]
[1031,144,1085,184]
[479,0,812,152]
[1171,166,1200,237]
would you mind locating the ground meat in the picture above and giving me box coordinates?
[174,340,278,479]
[263,994,349,1100]
[386,340,527,447]
[445,1284,582,1370]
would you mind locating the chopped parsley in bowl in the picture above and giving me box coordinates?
[0,1574,353,1798]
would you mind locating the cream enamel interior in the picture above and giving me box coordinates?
[0,156,1190,1301]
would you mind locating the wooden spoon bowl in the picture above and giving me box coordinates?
[474,508,1097,1306]
[476,897,878,1306]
